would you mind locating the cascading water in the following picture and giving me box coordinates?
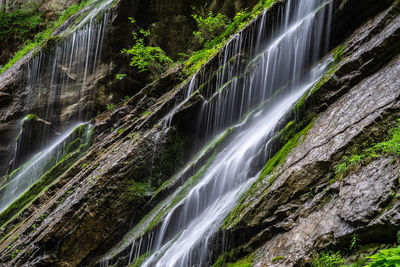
[1,0,114,213]
[102,0,334,266]
[25,0,113,130]
[0,123,93,212]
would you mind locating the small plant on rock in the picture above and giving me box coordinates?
[106,104,115,110]
[312,251,344,267]
[122,18,172,75]
[115,73,127,80]
[366,246,400,266]
[192,11,229,45]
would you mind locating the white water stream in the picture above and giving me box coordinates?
[1,0,115,214]
[0,123,92,213]
[110,0,334,266]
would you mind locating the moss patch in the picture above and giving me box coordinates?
[223,120,314,229]
[214,252,254,267]
[0,0,97,73]
[333,119,400,182]
[0,124,93,230]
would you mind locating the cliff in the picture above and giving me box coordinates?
[0,0,399,266]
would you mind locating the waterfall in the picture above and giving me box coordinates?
[0,123,93,213]
[10,0,114,172]
[25,2,112,128]
[0,0,114,215]
[102,0,334,266]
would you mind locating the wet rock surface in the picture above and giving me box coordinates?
[0,0,399,266]
[221,2,400,265]
[253,157,400,266]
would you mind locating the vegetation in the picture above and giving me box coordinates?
[271,256,285,263]
[106,104,115,110]
[183,0,277,76]
[0,0,95,73]
[116,73,127,80]
[214,252,254,267]
[334,119,400,180]
[312,234,400,267]
[366,247,400,267]
[222,119,314,229]
[0,3,42,43]
[192,11,229,45]
[0,124,93,233]
[117,128,125,135]
[312,251,345,267]
[122,18,173,75]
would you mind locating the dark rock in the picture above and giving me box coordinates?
[10,114,56,171]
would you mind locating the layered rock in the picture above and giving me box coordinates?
[220,1,400,265]
[0,0,399,266]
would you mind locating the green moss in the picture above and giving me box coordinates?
[259,120,314,180]
[143,127,235,234]
[271,256,284,263]
[23,114,36,121]
[0,124,93,233]
[0,148,83,229]
[129,252,151,267]
[183,0,277,76]
[1,0,96,73]
[128,181,150,200]
[223,120,314,228]
[118,128,125,135]
[333,44,345,64]
[141,110,151,117]
[145,149,218,232]
[333,119,400,181]
[214,252,254,267]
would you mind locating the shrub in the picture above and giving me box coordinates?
[106,104,115,110]
[115,73,127,80]
[1,0,94,73]
[366,246,400,267]
[192,11,229,45]
[0,4,43,42]
[122,18,172,75]
[312,251,345,267]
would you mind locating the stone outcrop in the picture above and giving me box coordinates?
[0,0,399,266]
[220,1,400,265]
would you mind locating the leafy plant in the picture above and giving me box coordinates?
[312,251,345,267]
[192,11,229,45]
[106,104,115,110]
[183,0,277,76]
[0,6,43,42]
[349,234,359,251]
[116,73,127,80]
[1,0,95,73]
[122,18,172,75]
[334,119,400,180]
[366,246,400,267]
[11,249,22,259]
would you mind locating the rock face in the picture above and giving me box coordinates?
[11,114,55,170]
[221,1,400,265]
[0,0,81,66]
[0,0,399,266]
